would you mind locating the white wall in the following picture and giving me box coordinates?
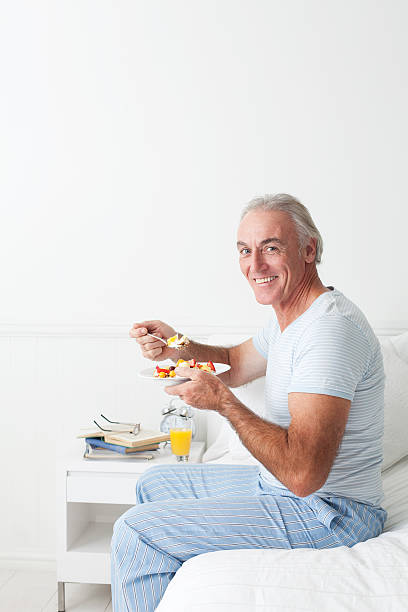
[1,0,408,563]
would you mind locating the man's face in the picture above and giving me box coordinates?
[237,209,314,306]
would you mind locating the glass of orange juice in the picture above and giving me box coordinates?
[170,419,192,462]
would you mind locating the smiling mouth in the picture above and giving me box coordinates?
[254,276,278,285]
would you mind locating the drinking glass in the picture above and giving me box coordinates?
[170,418,192,462]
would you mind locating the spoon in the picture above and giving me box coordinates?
[146,332,189,349]
[147,333,168,345]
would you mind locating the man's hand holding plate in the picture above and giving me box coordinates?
[165,366,235,412]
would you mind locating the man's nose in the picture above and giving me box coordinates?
[251,250,268,271]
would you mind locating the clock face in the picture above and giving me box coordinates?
[160,414,179,434]
[160,414,195,436]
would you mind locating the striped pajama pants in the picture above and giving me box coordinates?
[111,464,386,611]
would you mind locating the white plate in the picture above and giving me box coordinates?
[138,362,231,385]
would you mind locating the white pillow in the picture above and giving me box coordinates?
[204,332,408,472]
[203,377,264,464]
[379,332,408,470]
[203,333,257,464]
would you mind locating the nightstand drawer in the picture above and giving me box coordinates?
[67,472,141,504]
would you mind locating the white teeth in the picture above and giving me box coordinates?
[255,276,277,284]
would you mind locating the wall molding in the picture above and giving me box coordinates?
[0,322,407,338]
[0,323,259,338]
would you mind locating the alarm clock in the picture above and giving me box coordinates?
[160,398,196,437]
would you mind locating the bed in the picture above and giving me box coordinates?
[157,331,408,612]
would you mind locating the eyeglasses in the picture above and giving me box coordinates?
[93,413,141,435]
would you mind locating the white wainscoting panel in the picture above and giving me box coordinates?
[0,324,257,565]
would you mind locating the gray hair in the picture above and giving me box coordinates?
[240,193,323,264]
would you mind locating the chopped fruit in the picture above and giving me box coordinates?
[176,359,189,367]
[154,365,171,378]
[154,360,218,378]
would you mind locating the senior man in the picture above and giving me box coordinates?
[111,194,386,611]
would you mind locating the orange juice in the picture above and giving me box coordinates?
[170,428,192,457]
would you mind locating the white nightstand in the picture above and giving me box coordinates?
[56,441,205,612]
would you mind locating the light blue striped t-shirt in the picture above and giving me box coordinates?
[253,288,385,507]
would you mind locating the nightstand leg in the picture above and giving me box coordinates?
[58,581,65,611]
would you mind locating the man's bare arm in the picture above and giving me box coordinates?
[166,363,350,497]
[174,338,267,387]
[130,321,267,388]
[220,391,350,497]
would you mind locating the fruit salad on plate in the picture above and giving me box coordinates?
[153,359,216,378]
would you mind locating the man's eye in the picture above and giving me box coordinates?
[240,248,250,256]
[265,246,277,253]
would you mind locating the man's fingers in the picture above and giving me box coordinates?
[175,366,201,379]
[137,337,163,350]
[129,325,147,338]
[132,320,161,333]
[130,329,147,338]
[134,327,147,336]
[165,381,187,396]
[130,320,159,335]
[133,321,154,329]
[175,366,192,378]
[145,347,163,359]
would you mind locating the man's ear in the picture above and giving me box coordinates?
[304,238,317,263]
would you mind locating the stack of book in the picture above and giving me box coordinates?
[77,426,170,460]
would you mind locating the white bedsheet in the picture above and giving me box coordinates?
[157,456,408,612]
